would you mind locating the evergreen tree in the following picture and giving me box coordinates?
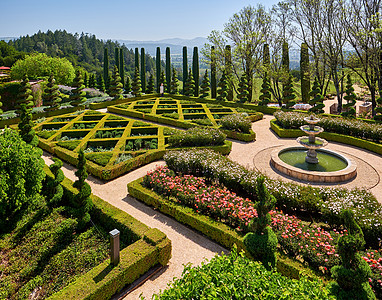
[244,176,278,269]
[170,67,178,94]
[115,47,119,72]
[16,75,34,115]
[192,47,199,97]
[135,47,139,71]
[46,158,64,207]
[211,46,217,99]
[282,41,289,72]
[159,69,166,92]
[119,48,124,88]
[109,65,123,100]
[125,75,132,94]
[225,45,233,101]
[73,149,93,229]
[184,68,195,97]
[70,68,86,107]
[374,95,382,121]
[182,46,188,95]
[43,74,61,111]
[141,48,146,93]
[300,43,310,103]
[258,74,271,106]
[341,74,357,118]
[282,73,297,109]
[83,71,89,87]
[96,73,105,92]
[216,71,228,102]
[18,103,38,147]
[156,47,161,93]
[200,70,210,98]
[146,73,154,94]
[103,48,109,92]
[166,47,171,93]
[329,210,376,300]
[88,73,96,88]
[309,78,325,114]
[237,74,249,103]
[132,67,142,97]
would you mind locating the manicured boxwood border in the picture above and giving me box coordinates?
[44,166,171,300]
[88,94,156,110]
[128,177,319,281]
[270,119,382,155]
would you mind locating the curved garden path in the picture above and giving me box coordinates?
[41,113,382,299]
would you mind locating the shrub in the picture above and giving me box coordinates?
[45,158,64,207]
[114,153,133,164]
[168,127,225,147]
[85,152,113,166]
[220,113,251,133]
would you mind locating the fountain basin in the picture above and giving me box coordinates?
[270,146,357,183]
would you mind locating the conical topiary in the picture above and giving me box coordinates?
[46,158,64,207]
[282,73,297,109]
[96,73,105,92]
[16,75,34,115]
[184,68,195,97]
[146,73,154,94]
[132,67,142,97]
[70,69,86,107]
[18,103,38,147]
[259,75,271,106]
[216,71,228,102]
[170,67,178,94]
[109,65,123,100]
[200,70,210,98]
[237,73,249,103]
[309,78,325,114]
[43,75,61,112]
[125,75,132,94]
[88,74,96,88]
[341,74,357,118]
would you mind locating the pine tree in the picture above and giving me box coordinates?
[159,70,166,92]
[300,43,310,103]
[132,67,142,97]
[166,47,171,93]
[119,48,124,88]
[341,74,357,118]
[225,45,233,101]
[200,70,210,98]
[18,103,38,146]
[156,47,161,93]
[109,65,123,100]
[258,74,271,106]
[73,149,93,229]
[282,73,297,109]
[170,67,178,94]
[96,73,105,92]
[237,74,249,103]
[43,75,61,111]
[146,73,154,94]
[16,75,34,115]
[192,47,199,97]
[46,158,64,207]
[103,48,109,92]
[309,78,325,114]
[88,74,96,88]
[184,68,195,97]
[182,46,188,95]
[140,48,146,93]
[125,75,132,94]
[211,46,217,99]
[70,68,86,107]
[83,71,89,87]
[216,71,228,102]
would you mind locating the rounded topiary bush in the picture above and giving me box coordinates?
[220,113,251,134]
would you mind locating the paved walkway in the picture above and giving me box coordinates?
[41,111,382,298]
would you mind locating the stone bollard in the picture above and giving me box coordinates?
[109,229,120,266]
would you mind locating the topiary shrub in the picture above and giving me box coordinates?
[109,65,123,100]
[237,74,249,104]
[243,175,278,269]
[220,114,251,133]
[341,74,356,118]
[258,75,271,106]
[170,67,178,94]
[132,67,142,97]
[43,75,61,112]
[45,158,64,207]
[329,210,376,300]
[70,68,86,107]
[184,68,195,97]
[282,73,297,109]
[19,103,38,146]
[216,71,228,102]
[168,127,225,148]
[309,78,325,114]
[199,70,209,98]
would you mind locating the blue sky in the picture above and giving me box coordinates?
[1,0,279,41]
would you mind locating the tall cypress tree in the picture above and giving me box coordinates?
[135,48,139,71]
[16,75,34,115]
[156,47,161,93]
[43,75,61,111]
[103,48,109,92]
[192,47,199,97]
[70,68,86,107]
[217,71,228,102]
[237,74,249,104]
[211,46,217,99]
[115,47,119,73]
[96,73,105,92]
[141,48,146,93]
[132,67,142,97]
[166,47,171,93]
[119,48,124,88]
[147,73,154,94]
[170,67,178,94]
[200,70,210,98]
[125,75,132,93]
[282,41,290,98]
[109,65,123,100]
[184,68,195,97]
[83,71,89,87]
[225,45,233,101]
[341,74,357,118]
[182,46,188,95]
[300,43,310,103]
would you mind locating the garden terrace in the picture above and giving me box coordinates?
[34,110,231,180]
[107,97,263,142]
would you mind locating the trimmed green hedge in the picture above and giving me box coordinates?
[43,166,171,300]
[270,119,382,155]
[88,94,156,110]
[128,177,319,281]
